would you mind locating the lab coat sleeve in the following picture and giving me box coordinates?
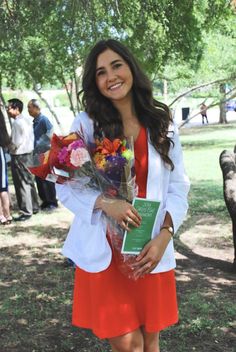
[56,183,102,224]
[165,123,190,233]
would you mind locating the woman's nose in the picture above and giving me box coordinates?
[107,70,116,82]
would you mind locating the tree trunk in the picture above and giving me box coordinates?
[62,75,76,116]
[0,75,12,129]
[219,149,236,271]
[163,79,168,104]
[219,83,227,124]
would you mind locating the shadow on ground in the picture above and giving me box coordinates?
[0,221,235,352]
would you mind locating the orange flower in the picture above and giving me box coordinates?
[96,138,121,156]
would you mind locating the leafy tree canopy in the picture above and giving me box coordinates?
[0,0,234,113]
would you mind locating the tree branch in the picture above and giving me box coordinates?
[169,76,236,107]
[61,73,76,116]
[33,86,64,134]
[178,89,236,128]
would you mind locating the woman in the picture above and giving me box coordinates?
[56,39,190,352]
[0,107,12,225]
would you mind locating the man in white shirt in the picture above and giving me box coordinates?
[7,98,39,221]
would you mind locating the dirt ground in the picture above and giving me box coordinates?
[0,197,235,352]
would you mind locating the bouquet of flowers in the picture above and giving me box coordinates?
[29,132,99,189]
[92,136,136,201]
[27,131,138,279]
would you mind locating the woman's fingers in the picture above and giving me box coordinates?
[132,242,159,277]
[126,208,142,227]
[120,220,130,231]
[133,262,154,279]
[103,199,142,228]
[130,207,142,221]
[124,214,140,227]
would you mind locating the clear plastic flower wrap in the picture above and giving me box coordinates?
[93,136,139,280]
[27,131,138,279]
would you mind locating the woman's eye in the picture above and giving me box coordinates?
[113,63,122,69]
[96,70,105,77]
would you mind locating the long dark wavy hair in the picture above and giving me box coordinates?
[0,108,11,148]
[79,39,174,169]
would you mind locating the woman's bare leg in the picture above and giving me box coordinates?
[108,328,144,352]
[0,191,11,219]
[141,327,160,352]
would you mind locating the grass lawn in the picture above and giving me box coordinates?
[160,123,236,352]
[0,123,235,352]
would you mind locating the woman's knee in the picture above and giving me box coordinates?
[143,331,160,352]
[108,328,144,352]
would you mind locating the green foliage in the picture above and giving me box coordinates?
[163,7,236,99]
[53,92,69,107]
[0,0,234,113]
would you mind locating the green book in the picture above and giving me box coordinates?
[121,197,161,255]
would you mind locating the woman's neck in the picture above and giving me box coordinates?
[113,98,141,140]
[113,96,136,123]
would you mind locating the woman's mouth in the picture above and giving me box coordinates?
[108,82,123,91]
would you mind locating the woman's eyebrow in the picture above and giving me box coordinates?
[96,59,123,72]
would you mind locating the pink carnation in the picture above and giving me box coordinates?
[68,140,85,151]
[70,148,90,167]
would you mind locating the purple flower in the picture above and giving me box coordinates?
[104,156,127,185]
[58,147,69,163]
[106,155,126,168]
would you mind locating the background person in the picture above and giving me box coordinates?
[28,99,58,211]
[56,39,190,352]
[200,102,208,124]
[0,107,12,225]
[7,98,39,221]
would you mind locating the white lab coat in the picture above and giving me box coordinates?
[56,112,190,273]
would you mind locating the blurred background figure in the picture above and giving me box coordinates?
[200,102,209,125]
[7,98,39,221]
[0,107,12,224]
[28,99,58,211]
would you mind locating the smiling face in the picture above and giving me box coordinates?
[95,49,133,105]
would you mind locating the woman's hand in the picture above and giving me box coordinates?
[95,196,142,231]
[132,229,172,279]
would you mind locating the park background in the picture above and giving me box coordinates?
[0,1,236,352]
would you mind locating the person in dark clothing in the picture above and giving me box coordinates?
[28,99,58,211]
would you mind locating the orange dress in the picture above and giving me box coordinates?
[72,127,178,339]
